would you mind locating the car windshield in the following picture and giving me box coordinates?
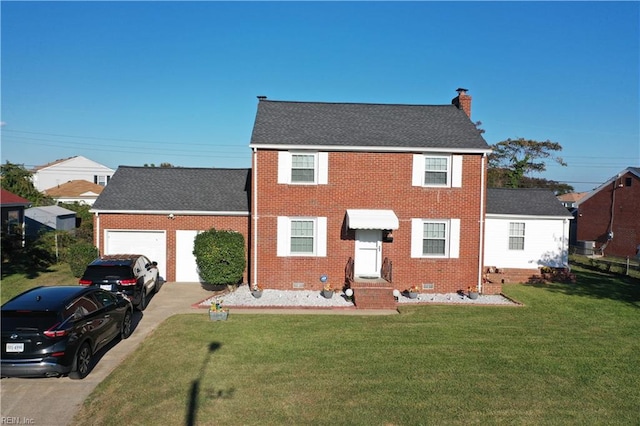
[83,265,132,280]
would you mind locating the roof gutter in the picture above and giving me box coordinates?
[249,144,492,155]
[89,210,249,216]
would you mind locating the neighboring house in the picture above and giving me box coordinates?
[44,180,105,206]
[248,89,492,306]
[1,189,31,245]
[90,166,251,283]
[31,156,115,191]
[575,167,640,258]
[557,192,587,209]
[484,188,573,284]
[25,205,76,238]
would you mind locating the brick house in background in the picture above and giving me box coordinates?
[575,167,640,258]
[90,167,250,282]
[248,90,492,306]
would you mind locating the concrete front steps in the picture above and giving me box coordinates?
[350,278,397,310]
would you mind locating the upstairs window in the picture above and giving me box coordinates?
[509,222,525,250]
[278,152,328,185]
[291,154,316,183]
[424,157,449,185]
[412,154,462,188]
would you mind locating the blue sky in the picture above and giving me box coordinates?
[1,1,638,193]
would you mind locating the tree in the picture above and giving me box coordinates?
[487,138,573,193]
[0,161,53,206]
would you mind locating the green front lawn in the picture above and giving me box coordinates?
[1,262,78,304]
[72,265,640,425]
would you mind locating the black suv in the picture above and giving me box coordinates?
[79,255,160,311]
[1,285,133,379]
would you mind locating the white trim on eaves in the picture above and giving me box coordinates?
[90,210,249,216]
[250,144,492,154]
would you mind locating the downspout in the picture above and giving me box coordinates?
[95,212,101,255]
[477,153,486,292]
[252,147,258,289]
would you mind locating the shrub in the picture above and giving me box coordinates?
[193,229,245,285]
[68,242,99,277]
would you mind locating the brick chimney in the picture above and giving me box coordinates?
[451,88,472,118]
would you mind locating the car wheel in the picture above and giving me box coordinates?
[69,342,92,380]
[137,288,147,311]
[121,310,132,339]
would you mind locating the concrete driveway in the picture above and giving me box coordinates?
[0,282,213,426]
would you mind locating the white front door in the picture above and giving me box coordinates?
[354,229,382,278]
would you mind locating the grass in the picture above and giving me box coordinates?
[1,262,78,304]
[70,266,640,426]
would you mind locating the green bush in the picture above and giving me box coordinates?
[68,242,99,277]
[193,229,245,285]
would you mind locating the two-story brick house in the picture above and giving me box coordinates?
[248,90,492,306]
[575,167,640,258]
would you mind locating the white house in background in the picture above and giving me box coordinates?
[31,156,115,191]
[484,188,574,271]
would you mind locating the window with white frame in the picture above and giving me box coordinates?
[290,220,315,253]
[94,175,109,186]
[412,154,462,188]
[422,222,447,255]
[277,216,327,257]
[509,222,525,250]
[411,218,460,258]
[278,152,328,185]
[291,154,316,183]
[424,156,449,185]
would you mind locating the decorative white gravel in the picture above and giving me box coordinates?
[200,285,518,308]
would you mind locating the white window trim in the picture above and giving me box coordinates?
[411,218,460,258]
[508,222,525,251]
[412,154,462,188]
[277,151,328,185]
[277,216,327,257]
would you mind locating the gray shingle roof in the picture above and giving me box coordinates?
[249,100,489,150]
[92,167,250,213]
[487,188,573,217]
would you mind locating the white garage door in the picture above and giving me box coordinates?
[176,230,203,282]
[104,230,167,280]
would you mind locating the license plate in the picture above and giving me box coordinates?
[100,285,113,291]
[6,343,24,353]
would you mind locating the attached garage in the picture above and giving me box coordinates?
[104,230,167,280]
[91,167,251,283]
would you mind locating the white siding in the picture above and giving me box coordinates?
[33,156,114,191]
[484,216,570,269]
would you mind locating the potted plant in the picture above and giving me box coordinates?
[251,284,263,299]
[467,285,479,300]
[407,285,419,299]
[321,283,334,299]
[209,299,228,321]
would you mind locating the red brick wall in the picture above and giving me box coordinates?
[251,150,486,293]
[94,214,250,282]
[577,172,640,257]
